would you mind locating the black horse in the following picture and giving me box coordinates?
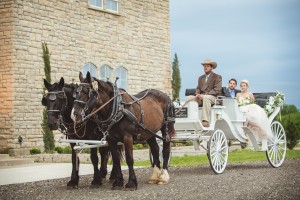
[42,77,114,188]
[71,72,175,190]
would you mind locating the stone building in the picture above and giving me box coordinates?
[0,0,171,155]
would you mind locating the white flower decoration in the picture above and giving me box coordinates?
[264,92,285,116]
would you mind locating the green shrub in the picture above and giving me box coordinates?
[63,146,72,154]
[30,147,41,155]
[55,146,64,154]
[82,148,91,154]
[133,144,144,150]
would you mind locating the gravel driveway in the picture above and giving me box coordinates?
[1,158,299,200]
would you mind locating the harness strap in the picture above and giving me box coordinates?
[121,109,167,142]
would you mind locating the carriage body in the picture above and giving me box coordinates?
[173,92,286,174]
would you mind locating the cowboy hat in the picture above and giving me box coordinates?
[201,59,217,69]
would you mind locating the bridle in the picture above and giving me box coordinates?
[42,90,67,113]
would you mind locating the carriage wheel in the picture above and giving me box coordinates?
[266,121,286,168]
[149,141,171,166]
[207,129,229,174]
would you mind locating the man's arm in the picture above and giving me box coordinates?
[207,74,222,96]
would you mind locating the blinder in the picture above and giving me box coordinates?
[42,91,67,112]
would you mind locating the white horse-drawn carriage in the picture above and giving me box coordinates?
[172,90,286,174]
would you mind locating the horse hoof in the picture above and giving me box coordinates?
[148,180,158,184]
[91,180,102,187]
[67,184,78,189]
[124,186,137,191]
[111,186,124,190]
[157,181,168,185]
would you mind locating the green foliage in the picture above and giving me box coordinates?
[281,104,298,115]
[63,146,72,154]
[171,53,181,101]
[42,42,51,83]
[55,146,64,154]
[281,112,300,150]
[133,144,144,150]
[41,42,55,153]
[133,149,300,167]
[30,147,41,155]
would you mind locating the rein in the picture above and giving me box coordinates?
[83,91,127,121]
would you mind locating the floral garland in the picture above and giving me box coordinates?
[264,92,285,116]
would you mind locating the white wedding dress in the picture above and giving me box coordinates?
[238,98,273,140]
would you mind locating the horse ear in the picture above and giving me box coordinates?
[86,71,91,82]
[44,79,51,90]
[59,77,64,88]
[79,72,83,82]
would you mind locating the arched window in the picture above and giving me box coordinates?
[82,62,97,78]
[115,66,128,90]
[99,64,113,81]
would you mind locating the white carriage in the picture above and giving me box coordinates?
[172,92,286,174]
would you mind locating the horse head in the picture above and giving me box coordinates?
[71,72,113,124]
[42,77,67,130]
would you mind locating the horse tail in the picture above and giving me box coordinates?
[165,101,176,137]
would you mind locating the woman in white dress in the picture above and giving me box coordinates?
[236,80,273,140]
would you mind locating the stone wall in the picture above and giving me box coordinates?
[0,0,15,154]
[0,0,171,155]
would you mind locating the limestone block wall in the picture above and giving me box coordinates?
[0,0,171,155]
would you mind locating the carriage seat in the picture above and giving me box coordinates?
[185,87,227,106]
[253,92,277,108]
[185,87,227,96]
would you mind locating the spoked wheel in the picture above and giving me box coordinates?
[207,129,229,174]
[266,121,286,168]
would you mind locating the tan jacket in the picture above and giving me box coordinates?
[195,72,222,97]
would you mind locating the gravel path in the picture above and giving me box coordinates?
[1,158,299,200]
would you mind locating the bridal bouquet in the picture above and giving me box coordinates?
[238,97,251,107]
[264,92,285,116]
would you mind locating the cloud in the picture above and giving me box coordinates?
[171,0,300,109]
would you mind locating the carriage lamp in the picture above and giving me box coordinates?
[18,135,24,144]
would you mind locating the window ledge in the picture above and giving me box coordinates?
[88,5,121,16]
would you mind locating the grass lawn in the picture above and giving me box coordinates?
[133,149,300,167]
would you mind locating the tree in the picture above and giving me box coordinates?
[41,42,55,152]
[171,53,181,101]
[285,119,299,149]
[281,110,300,150]
[281,104,298,115]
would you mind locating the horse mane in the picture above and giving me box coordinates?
[93,78,114,96]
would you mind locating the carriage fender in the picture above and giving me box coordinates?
[214,113,247,142]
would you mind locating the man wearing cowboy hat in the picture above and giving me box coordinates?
[195,59,222,127]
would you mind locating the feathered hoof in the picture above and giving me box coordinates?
[157,169,169,185]
[148,180,159,184]
[148,166,161,184]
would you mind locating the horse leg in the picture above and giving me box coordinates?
[67,143,79,189]
[108,139,124,190]
[147,136,161,184]
[108,145,124,181]
[158,128,171,185]
[90,147,102,187]
[99,146,109,179]
[123,134,137,190]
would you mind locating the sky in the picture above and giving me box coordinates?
[170,0,300,109]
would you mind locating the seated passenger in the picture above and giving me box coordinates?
[224,78,241,98]
[236,80,272,140]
